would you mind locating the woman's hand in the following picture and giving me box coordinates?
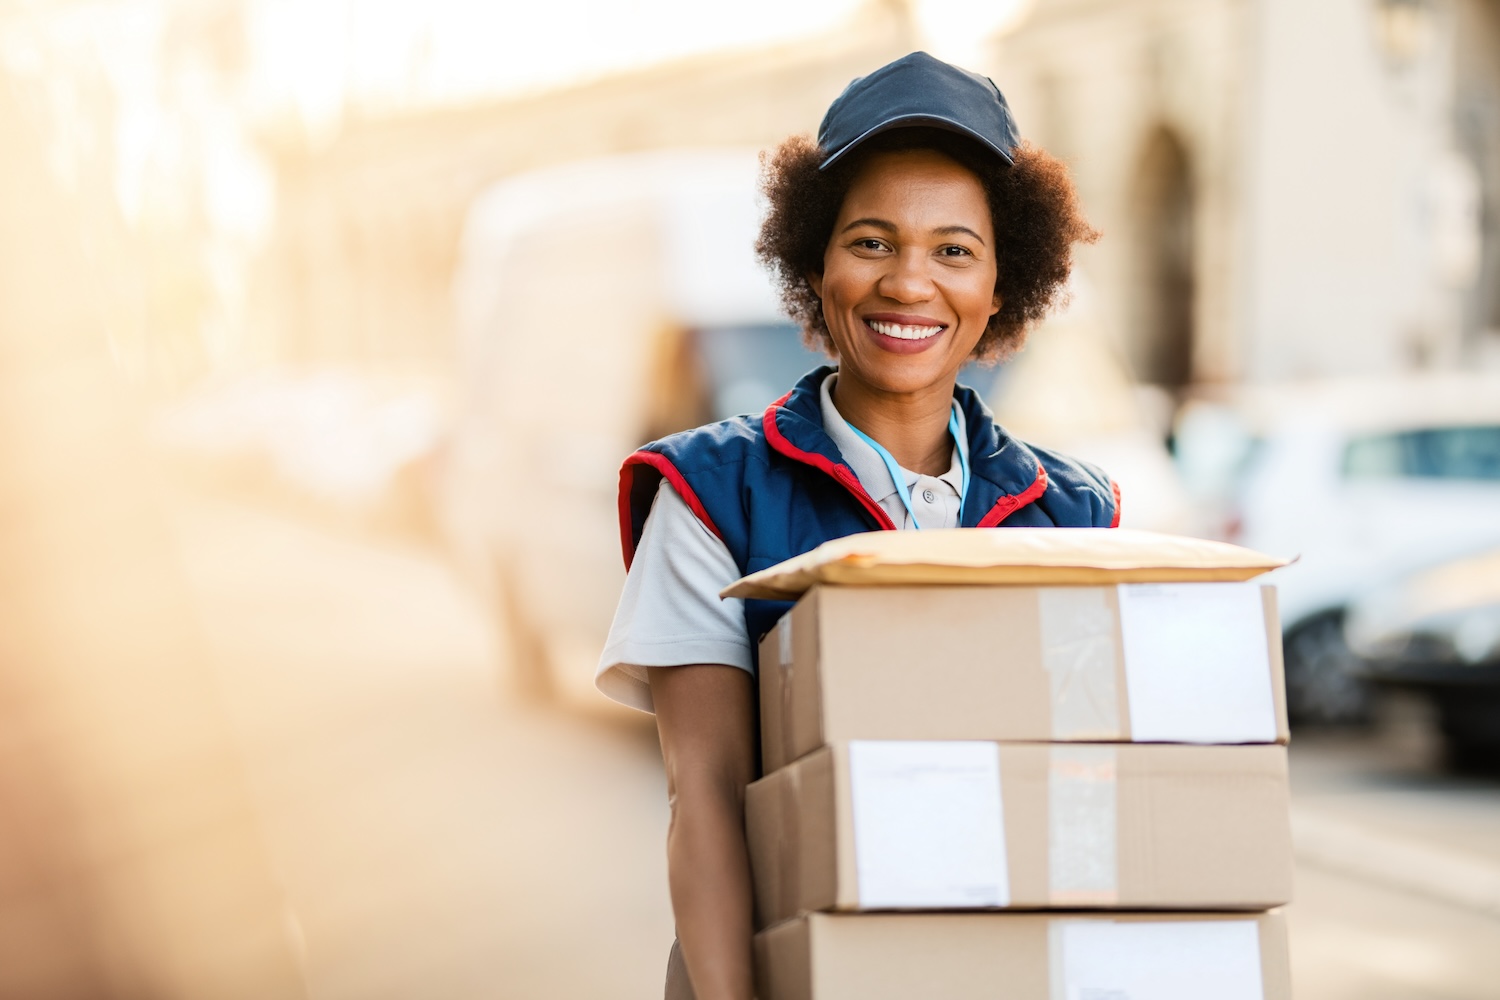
[649,663,758,1000]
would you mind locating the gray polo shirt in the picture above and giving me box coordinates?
[596,373,968,712]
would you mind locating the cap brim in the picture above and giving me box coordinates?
[818,113,1015,171]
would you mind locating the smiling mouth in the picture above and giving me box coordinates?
[866,319,945,341]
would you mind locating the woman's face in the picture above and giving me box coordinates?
[810,147,1000,397]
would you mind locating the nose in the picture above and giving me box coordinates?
[876,248,936,304]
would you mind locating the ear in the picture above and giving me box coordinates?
[807,270,824,299]
[989,290,1002,318]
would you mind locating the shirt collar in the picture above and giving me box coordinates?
[818,372,967,501]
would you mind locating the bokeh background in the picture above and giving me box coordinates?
[2,0,1499,997]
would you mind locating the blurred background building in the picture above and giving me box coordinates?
[998,0,1500,390]
[9,0,1496,381]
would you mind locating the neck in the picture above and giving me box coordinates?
[833,374,955,477]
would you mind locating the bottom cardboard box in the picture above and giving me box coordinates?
[754,909,1289,1000]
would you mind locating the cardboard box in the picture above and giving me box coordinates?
[759,583,1289,772]
[754,910,1291,1000]
[746,741,1292,927]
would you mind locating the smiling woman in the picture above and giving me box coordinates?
[810,147,1002,474]
[758,129,1097,365]
[596,52,1118,1000]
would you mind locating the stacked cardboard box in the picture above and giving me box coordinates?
[726,529,1296,1000]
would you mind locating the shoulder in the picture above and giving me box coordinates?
[1029,442,1121,528]
[619,413,772,570]
[639,365,836,475]
[635,413,768,474]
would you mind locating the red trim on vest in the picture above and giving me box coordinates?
[1109,479,1122,528]
[617,450,724,570]
[975,463,1048,527]
[762,398,898,531]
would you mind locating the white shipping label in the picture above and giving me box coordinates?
[1118,583,1277,743]
[1055,919,1264,1000]
[847,740,1009,909]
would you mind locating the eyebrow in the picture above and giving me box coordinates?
[839,218,988,246]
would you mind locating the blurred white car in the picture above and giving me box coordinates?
[1174,374,1500,722]
[1347,547,1500,769]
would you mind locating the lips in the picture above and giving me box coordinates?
[860,315,948,355]
[865,318,945,341]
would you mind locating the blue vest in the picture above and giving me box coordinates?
[617,366,1120,652]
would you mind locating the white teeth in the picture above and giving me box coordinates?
[868,319,944,341]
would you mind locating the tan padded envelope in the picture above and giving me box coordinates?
[723,527,1290,601]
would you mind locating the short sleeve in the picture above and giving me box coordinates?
[595,480,752,713]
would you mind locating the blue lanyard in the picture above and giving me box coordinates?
[848,408,970,529]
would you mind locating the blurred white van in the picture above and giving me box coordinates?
[437,150,825,709]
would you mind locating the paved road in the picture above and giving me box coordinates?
[170,495,674,999]
[169,494,1500,999]
[1285,710,1500,1000]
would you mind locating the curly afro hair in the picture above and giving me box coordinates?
[754,127,1098,362]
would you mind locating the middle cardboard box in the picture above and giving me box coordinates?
[746,739,1293,928]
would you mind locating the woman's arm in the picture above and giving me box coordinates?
[649,663,758,1000]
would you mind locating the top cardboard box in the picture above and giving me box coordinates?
[758,583,1289,772]
[739,529,1291,772]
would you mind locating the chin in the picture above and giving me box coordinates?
[851,355,960,395]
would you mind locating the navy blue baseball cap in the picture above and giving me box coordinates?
[817,51,1021,171]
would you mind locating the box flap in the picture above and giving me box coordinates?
[722,528,1290,600]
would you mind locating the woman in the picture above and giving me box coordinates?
[596,52,1118,1000]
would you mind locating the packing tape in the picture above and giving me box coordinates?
[1048,745,1118,905]
[778,760,801,920]
[777,615,796,770]
[1037,588,1120,740]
